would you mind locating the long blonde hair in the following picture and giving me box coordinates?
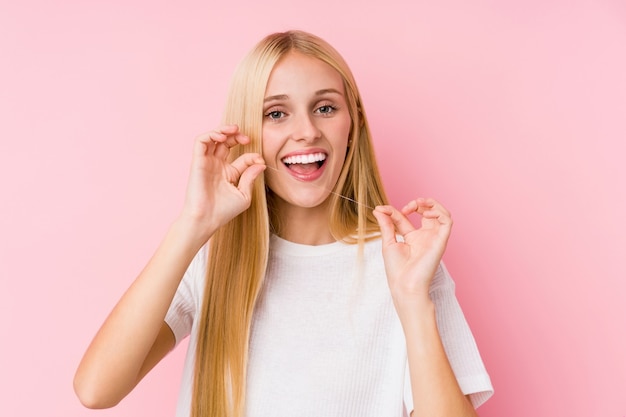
[191,30,388,417]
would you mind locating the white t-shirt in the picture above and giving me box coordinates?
[165,234,493,417]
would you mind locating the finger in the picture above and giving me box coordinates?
[401,197,431,216]
[192,132,215,163]
[195,125,238,144]
[206,124,240,139]
[402,198,451,219]
[193,129,232,155]
[414,205,453,231]
[212,131,250,159]
[372,207,398,246]
[422,198,451,219]
[191,129,245,170]
[209,130,249,147]
[230,153,265,179]
[375,205,416,237]
[422,208,453,228]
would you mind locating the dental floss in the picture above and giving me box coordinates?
[264,164,375,210]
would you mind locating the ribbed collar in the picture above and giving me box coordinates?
[269,233,349,257]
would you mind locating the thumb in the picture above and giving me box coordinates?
[373,206,398,247]
[237,164,266,199]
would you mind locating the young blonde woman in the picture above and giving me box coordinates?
[74,30,493,417]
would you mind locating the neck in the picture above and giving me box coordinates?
[271,199,336,245]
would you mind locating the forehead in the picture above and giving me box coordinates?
[265,52,345,96]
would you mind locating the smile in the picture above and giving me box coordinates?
[280,152,327,180]
[282,152,327,166]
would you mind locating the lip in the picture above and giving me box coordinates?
[279,148,328,182]
[280,148,328,159]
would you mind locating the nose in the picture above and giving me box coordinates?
[291,112,321,143]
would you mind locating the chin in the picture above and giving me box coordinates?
[274,190,332,211]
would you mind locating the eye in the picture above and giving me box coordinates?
[265,110,286,120]
[316,105,336,115]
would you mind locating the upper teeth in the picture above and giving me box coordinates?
[282,153,326,165]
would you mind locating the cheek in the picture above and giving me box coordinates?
[332,120,352,167]
[261,127,279,159]
[336,118,353,165]
[343,120,352,141]
[338,116,352,146]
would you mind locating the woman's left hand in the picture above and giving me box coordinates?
[373,198,453,309]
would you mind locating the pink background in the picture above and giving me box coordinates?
[1,1,625,416]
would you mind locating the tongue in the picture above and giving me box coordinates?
[287,163,319,175]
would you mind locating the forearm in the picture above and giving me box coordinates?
[400,300,477,417]
[74,217,210,407]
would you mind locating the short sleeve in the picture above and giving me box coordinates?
[404,262,493,411]
[164,245,207,346]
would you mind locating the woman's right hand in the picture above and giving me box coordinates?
[74,124,264,409]
[179,125,266,242]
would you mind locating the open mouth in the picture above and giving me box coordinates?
[281,152,327,175]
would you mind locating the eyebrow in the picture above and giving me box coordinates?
[263,88,344,103]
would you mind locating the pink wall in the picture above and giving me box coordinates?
[1,1,625,416]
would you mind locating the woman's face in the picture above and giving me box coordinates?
[262,51,352,213]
